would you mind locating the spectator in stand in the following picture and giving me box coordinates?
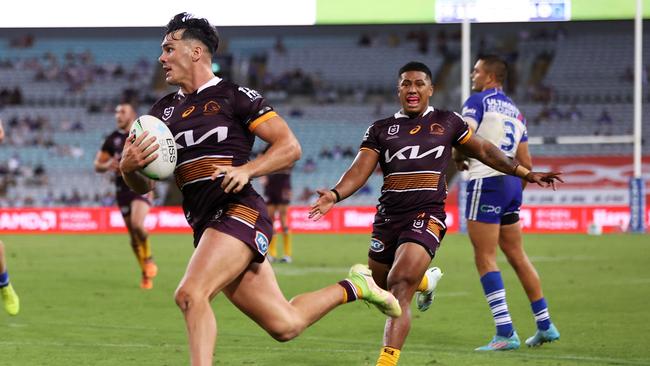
[597,108,612,125]
[274,36,286,54]
[319,147,333,160]
[596,108,613,135]
[303,157,317,173]
[566,104,583,122]
[298,186,314,204]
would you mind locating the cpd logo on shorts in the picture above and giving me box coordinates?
[480,204,502,214]
[255,231,269,255]
[369,238,385,252]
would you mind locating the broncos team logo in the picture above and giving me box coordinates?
[429,123,445,135]
[203,101,221,115]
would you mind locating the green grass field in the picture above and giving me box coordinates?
[1,233,649,365]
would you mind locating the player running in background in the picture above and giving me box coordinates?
[0,120,20,315]
[309,61,562,365]
[119,13,401,366]
[264,163,293,263]
[456,55,561,350]
[0,241,19,316]
[94,102,158,290]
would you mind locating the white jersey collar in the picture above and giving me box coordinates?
[177,76,222,97]
[394,106,434,119]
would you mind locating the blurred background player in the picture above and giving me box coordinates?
[456,55,560,350]
[310,61,562,366]
[263,155,293,263]
[0,119,20,316]
[120,13,401,365]
[0,241,19,316]
[94,102,158,290]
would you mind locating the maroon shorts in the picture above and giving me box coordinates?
[264,174,291,205]
[368,210,447,265]
[194,194,274,263]
[116,190,151,217]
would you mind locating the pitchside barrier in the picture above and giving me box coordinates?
[0,205,647,234]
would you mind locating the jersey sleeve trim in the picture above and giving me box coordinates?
[249,111,278,131]
[360,146,380,154]
[457,128,472,144]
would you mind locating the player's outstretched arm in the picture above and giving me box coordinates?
[514,141,533,189]
[456,134,563,189]
[212,115,301,194]
[309,149,378,221]
[119,131,158,194]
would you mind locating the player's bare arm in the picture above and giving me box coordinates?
[453,116,478,171]
[514,141,533,189]
[119,131,159,194]
[93,151,118,173]
[0,119,5,143]
[457,134,563,189]
[211,115,301,194]
[309,149,378,221]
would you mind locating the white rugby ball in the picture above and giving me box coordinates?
[130,115,177,180]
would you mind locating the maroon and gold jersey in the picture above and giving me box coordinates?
[100,129,131,193]
[148,77,277,230]
[360,106,472,216]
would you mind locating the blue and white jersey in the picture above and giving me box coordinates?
[461,88,528,180]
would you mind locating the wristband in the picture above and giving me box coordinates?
[330,189,341,203]
[513,164,531,179]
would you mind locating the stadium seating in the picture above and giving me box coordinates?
[1,23,649,207]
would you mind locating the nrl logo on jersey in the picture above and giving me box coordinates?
[162,107,174,121]
[387,124,399,135]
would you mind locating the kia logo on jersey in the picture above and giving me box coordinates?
[384,145,445,163]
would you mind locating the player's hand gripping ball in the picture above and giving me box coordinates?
[130,115,177,180]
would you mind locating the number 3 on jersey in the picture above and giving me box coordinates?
[500,120,516,152]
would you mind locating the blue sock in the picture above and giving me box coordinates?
[531,297,551,331]
[0,271,9,288]
[480,271,514,337]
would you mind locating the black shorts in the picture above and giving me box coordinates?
[368,209,447,265]
[194,194,274,263]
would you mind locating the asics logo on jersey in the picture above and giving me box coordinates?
[175,126,228,149]
[384,145,445,163]
[182,106,195,118]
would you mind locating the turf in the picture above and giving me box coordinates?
[1,233,649,365]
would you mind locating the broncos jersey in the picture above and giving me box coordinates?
[461,88,528,180]
[148,77,276,230]
[360,106,472,216]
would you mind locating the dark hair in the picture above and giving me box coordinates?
[477,54,508,84]
[165,12,220,55]
[398,61,433,81]
[118,100,138,110]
